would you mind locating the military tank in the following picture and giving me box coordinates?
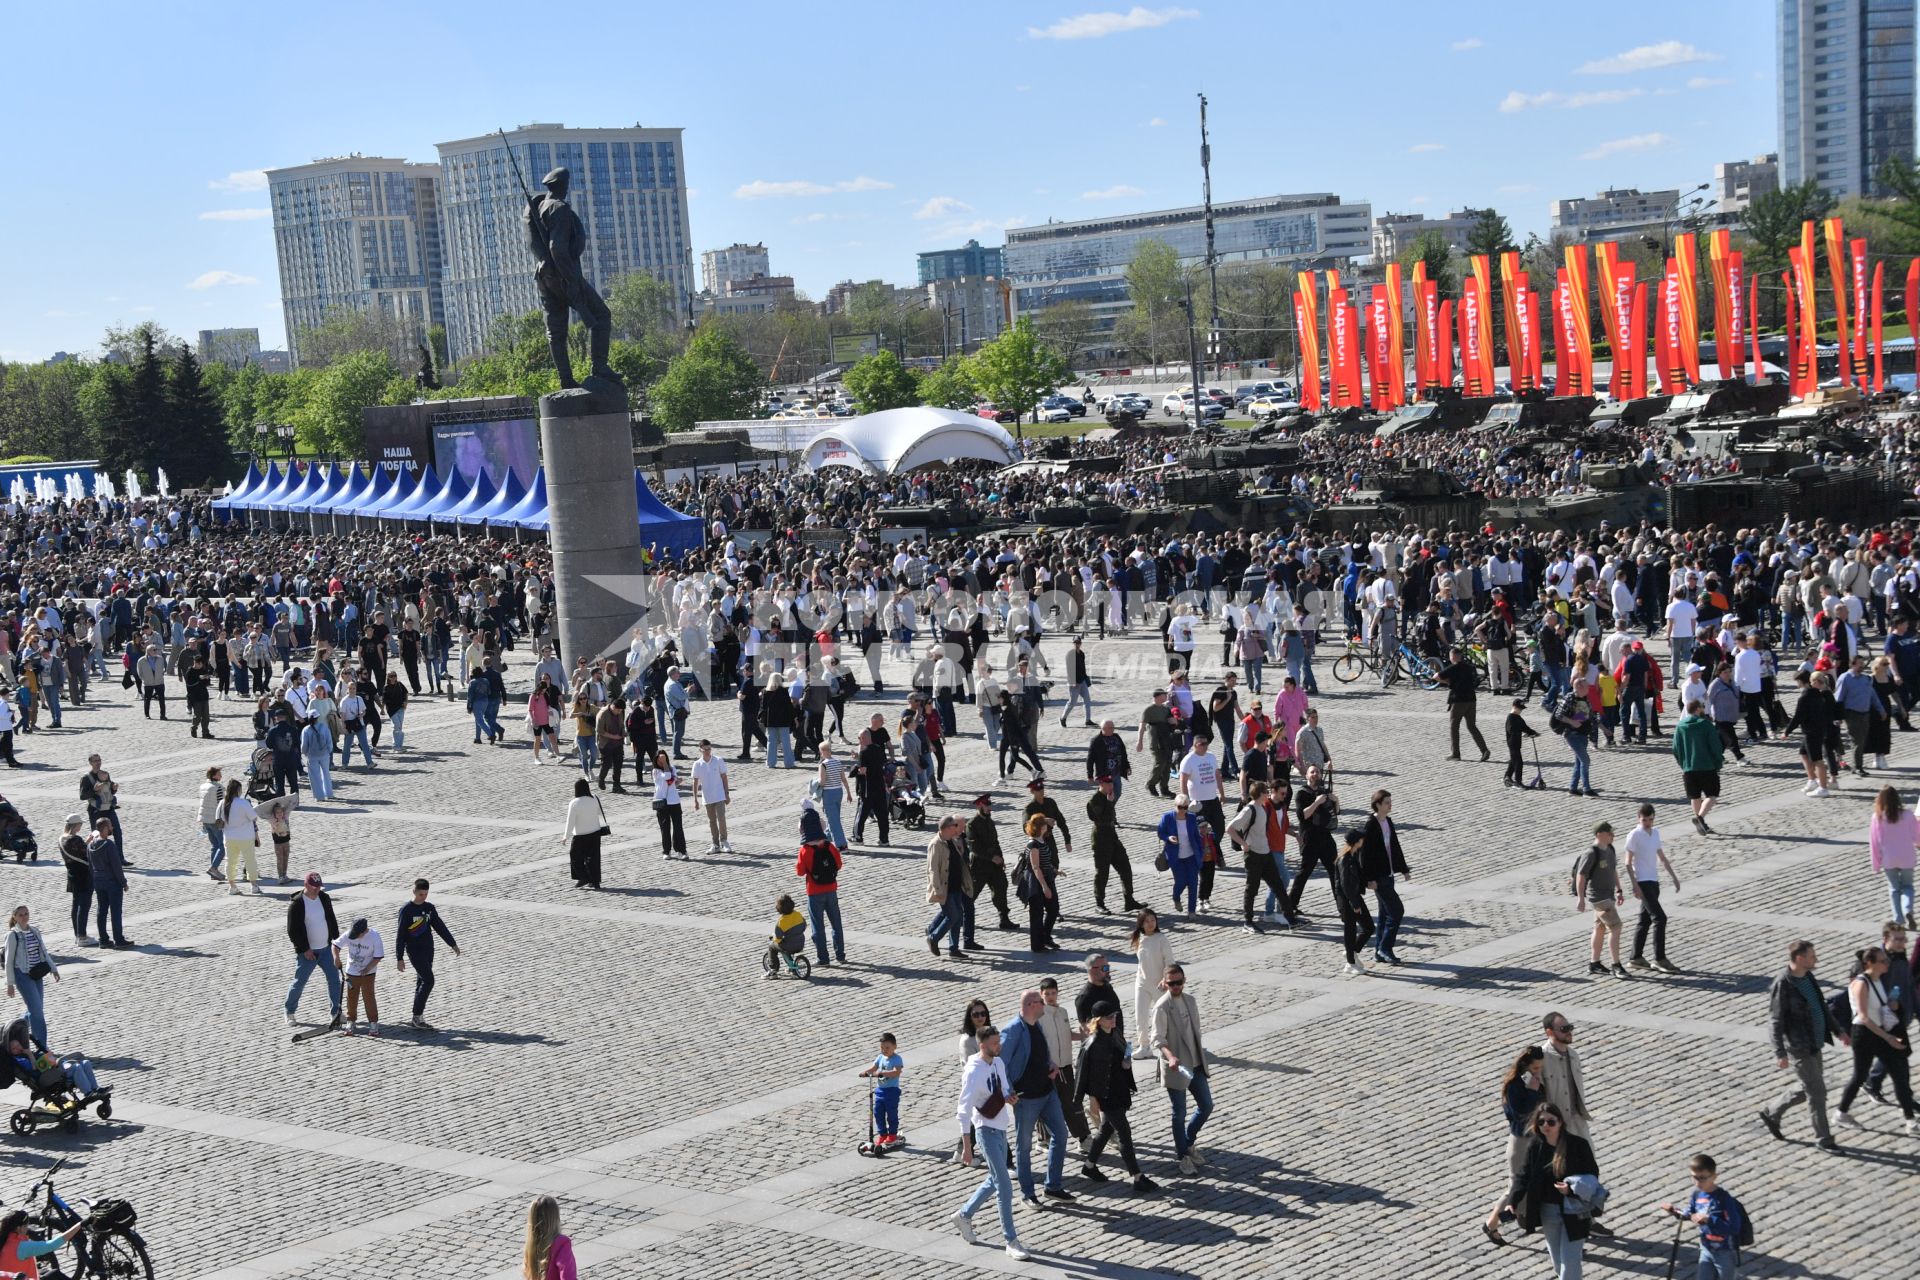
[1476,394,1600,433]
[1309,462,1486,534]
[1482,460,1664,532]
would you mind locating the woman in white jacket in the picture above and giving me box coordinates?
[1129,907,1170,1057]
[563,778,606,891]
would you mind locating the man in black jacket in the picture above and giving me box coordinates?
[1439,647,1490,761]
[967,794,1018,932]
[284,871,343,1029]
[1084,720,1131,800]
[1084,776,1142,914]
[1759,939,1842,1149]
[396,878,461,1031]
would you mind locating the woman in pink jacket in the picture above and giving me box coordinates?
[523,1195,576,1280]
[1870,786,1917,929]
[1271,677,1310,786]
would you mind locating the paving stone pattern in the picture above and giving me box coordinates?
[0,631,1900,1278]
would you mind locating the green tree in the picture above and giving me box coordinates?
[842,350,922,413]
[917,357,976,410]
[607,271,681,342]
[93,327,169,479]
[649,325,765,431]
[1213,264,1296,365]
[292,350,407,454]
[969,317,1069,431]
[100,320,178,366]
[295,307,419,368]
[1741,179,1835,326]
[1464,207,1515,259]
[1399,230,1459,299]
[1115,239,1190,366]
[1029,300,1100,369]
[164,347,234,485]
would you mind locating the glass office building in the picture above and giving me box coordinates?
[1779,0,1917,197]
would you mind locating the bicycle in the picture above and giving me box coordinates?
[1330,636,1380,684]
[15,1158,151,1280]
[1390,642,1442,692]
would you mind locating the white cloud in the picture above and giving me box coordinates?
[732,176,894,199]
[1500,87,1644,112]
[1578,41,1718,75]
[933,216,1029,241]
[187,270,258,290]
[1580,132,1669,161]
[915,196,972,220]
[1029,6,1198,39]
[1081,184,1146,200]
[208,170,267,193]
[198,208,271,222]
[1451,36,1482,51]
[1408,143,1446,153]
[1147,117,1166,127]
[1686,76,1732,90]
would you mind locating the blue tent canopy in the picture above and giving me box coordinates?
[287,464,352,515]
[636,472,703,556]
[376,465,441,520]
[435,471,497,525]
[215,462,266,510]
[453,471,525,526]
[407,469,472,519]
[358,466,418,517]
[263,463,326,512]
[238,462,297,511]
[495,468,548,530]
[341,466,404,518]
[326,465,377,517]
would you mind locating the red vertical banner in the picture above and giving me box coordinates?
[1328,287,1353,407]
[1369,288,1393,409]
[1565,243,1594,397]
[1708,228,1735,380]
[1608,261,1636,399]
[1747,268,1762,380]
[1555,268,1580,393]
[1346,303,1365,406]
[1823,216,1851,385]
[1851,238,1870,379]
[1461,278,1486,395]
[1498,250,1522,385]
[1725,250,1746,381]
[1789,247,1817,396]
[1436,299,1454,390]
[1471,255,1495,388]
[1674,232,1701,384]
[1628,281,1649,403]
[1594,242,1622,397]
[1783,270,1801,396]
[1661,258,1686,392]
[1513,285,1536,392]
[1384,263,1406,408]
[1871,260,1886,393]
[1410,262,1430,389]
[1908,259,1920,344]
[1295,271,1321,411]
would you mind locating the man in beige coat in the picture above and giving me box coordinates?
[1151,962,1213,1174]
[924,815,974,959]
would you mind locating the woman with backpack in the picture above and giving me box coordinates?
[1502,1101,1600,1277]
[1556,696,1596,797]
[1831,945,1918,1133]
[794,831,845,967]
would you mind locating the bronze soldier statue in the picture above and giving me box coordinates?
[523,166,618,390]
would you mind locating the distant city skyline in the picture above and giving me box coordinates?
[0,2,1831,362]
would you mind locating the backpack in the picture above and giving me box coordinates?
[1729,1192,1754,1249]
[805,840,839,888]
[1826,989,1852,1034]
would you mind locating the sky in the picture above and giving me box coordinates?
[0,0,1778,363]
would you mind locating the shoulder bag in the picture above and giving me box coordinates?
[593,798,612,839]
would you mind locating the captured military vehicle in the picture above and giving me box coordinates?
[1588,394,1673,429]
[1310,461,1485,534]
[1374,392,1494,438]
[1477,395,1601,434]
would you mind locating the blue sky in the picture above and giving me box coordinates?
[1,0,1775,362]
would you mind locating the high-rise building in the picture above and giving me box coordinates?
[1002,193,1370,340]
[435,123,693,361]
[1779,0,1917,197]
[1370,209,1493,262]
[1713,153,1782,214]
[918,239,1004,285]
[926,276,1006,351]
[266,156,446,367]
[197,327,262,368]
[701,243,770,295]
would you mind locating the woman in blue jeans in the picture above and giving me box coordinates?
[4,905,59,1051]
[952,1024,1029,1261]
[1501,1102,1598,1279]
[571,694,598,779]
[1561,699,1596,796]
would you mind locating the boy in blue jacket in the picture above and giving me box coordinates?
[1659,1152,1742,1279]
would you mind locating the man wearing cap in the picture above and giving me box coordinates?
[1137,689,1175,797]
[284,871,343,1029]
[1023,779,1071,860]
[1085,775,1143,914]
[967,795,1018,934]
[524,165,616,389]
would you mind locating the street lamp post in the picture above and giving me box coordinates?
[253,422,270,462]
[277,424,295,458]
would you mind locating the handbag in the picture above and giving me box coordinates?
[593,799,612,839]
[978,1076,1008,1120]
[1154,850,1170,873]
[25,961,50,982]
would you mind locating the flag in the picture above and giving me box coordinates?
[1628,281,1648,402]
[1555,268,1580,394]
[1436,299,1454,390]
[1608,260,1636,399]
[1296,271,1322,411]
[1708,229,1739,380]
[1746,266,1761,381]
[1783,269,1802,397]
[1410,262,1430,389]
[1908,259,1920,361]
[1871,260,1886,393]
[1564,243,1594,397]
[1822,216,1850,385]
[1674,232,1700,384]
[1513,285,1536,393]
[1594,242,1622,397]
[1726,249,1746,381]
[1498,250,1522,386]
[1384,263,1406,408]
[1462,277,1486,395]
[1660,258,1685,393]
[1851,238,1870,381]
[1788,247,1817,396]
[1471,255,1494,390]
[1370,288,1392,410]
[1329,287,1351,407]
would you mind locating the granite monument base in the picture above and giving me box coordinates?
[539,382,643,666]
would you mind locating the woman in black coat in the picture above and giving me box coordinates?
[1783,669,1836,794]
[1502,1102,1599,1275]
[1074,1003,1155,1193]
[1359,790,1412,966]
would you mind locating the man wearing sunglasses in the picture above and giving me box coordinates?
[1537,1010,1612,1236]
[1151,963,1212,1175]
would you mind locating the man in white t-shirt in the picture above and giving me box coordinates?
[1622,804,1682,973]
[1663,590,1698,689]
[690,739,732,854]
[1176,735,1225,908]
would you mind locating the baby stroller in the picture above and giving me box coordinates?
[886,765,927,831]
[246,747,278,802]
[3,1020,111,1135]
[0,797,35,862]
[761,921,812,980]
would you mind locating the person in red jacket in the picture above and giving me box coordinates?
[794,836,846,967]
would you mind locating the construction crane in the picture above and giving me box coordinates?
[769,333,791,387]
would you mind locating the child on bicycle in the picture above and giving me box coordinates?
[766,894,807,979]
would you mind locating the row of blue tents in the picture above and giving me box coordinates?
[209,461,704,555]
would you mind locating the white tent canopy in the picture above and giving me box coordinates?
[801,407,1020,476]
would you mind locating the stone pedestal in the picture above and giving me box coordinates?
[540,384,642,666]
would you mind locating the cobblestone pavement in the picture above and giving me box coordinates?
[0,630,1903,1278]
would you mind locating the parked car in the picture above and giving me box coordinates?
[1247,395,1299,422]
[1038,405,1073,423]
[1041,394,1086,418]
[1203,387,1234,408]
[1162,390,1195,417]
[1183,400,1227,423]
